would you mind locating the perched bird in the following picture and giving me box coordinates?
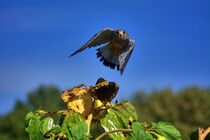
[70,28,135,74]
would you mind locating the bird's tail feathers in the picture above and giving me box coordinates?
[96,44,119,70]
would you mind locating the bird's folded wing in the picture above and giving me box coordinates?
[119,39,135,74]
[70,28,114,57]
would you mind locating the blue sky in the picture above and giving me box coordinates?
[0,0,210,114]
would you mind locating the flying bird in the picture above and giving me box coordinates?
[70,28,135,74]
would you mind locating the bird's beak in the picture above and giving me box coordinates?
[118,31,124,38]
[119,31,123,36]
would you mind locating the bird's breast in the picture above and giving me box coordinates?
[108,41,124,55]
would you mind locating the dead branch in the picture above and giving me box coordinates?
[198,126,210,140]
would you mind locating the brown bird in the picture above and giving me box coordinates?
[70,28,135,74]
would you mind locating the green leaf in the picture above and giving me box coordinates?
[101,109,126,140]
[100,102,137,140]
[25,112,43,140]
[151,121,181,140]
[62,112,88,140]
[25,112,54,140]
[25,112,36,121]
[128,122,154,140]
[148,131,166,140]
[112,102,138,127]
[40,117,54,134]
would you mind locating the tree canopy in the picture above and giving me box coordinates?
[0,85,209,140]
[132,86,210,139]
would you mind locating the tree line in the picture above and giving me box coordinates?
[0,85,209,140]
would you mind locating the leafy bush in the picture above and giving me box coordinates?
[25,78,181,140]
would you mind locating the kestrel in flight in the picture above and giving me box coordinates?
[70,28,135,74]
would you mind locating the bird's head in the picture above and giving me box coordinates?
[115,30,127,39]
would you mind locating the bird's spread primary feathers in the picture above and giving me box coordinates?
[70,28,135,74]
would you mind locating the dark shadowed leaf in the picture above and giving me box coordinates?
[128,122,154,140]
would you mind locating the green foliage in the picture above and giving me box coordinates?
[128,122,154,140]
[132,86,210,139]
[62,113,88,140]
[27,85,65,112]
[25,102,181,140]
[127,121,181,140]
[100,102,137,139]
[149,121,181,140]
[1,85,209,140]
[0,100,30,140]
[0,85,64,140]
[25,112,54,139]
[26,111,88,140]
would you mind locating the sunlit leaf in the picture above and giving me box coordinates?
[62,112,88,140]
[151,121,181,140]
[25,112,43,140]
[101,109,126,140]
[40,117,54,134]
[112,102,138,127]
[25,112,55,140]
[100,102,137,139]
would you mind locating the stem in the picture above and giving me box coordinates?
[85,114,93,135]
[35,110,69,117]
[198,126,210,140]
[95,129,133,140]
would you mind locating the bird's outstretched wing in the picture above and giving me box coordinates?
[119,39,135,74]
[70,28,114,57]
